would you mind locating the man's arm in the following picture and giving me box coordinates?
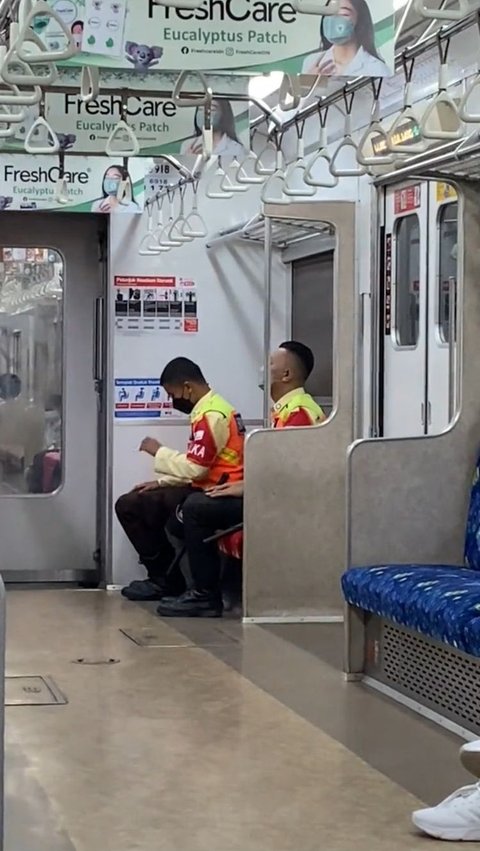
[152,411,230,481]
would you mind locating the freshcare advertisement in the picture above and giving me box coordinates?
[0,71,249,158]
[0,156,147,213]
[41,0,394,75]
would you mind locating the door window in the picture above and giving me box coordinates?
[394,214,420,348]
[0,247,63,495]
[437,202,458,344]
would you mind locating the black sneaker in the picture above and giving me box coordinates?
[156,589,223,618]
[121,579,167,601]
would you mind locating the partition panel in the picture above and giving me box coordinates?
[244,202,356,619]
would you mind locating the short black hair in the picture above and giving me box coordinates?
[280,341,315,382]
[160,357,206,386]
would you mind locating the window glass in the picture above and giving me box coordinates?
[437,202,458,344]
[0,247,63,495]
[394,214,420,348]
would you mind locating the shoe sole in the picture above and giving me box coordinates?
[156,608,222,618]
[413,815,480,841]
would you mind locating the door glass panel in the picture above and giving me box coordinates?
[0,247,63,495]
[437,202,458,344]
[394,214,420,347]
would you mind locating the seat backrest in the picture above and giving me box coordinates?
[464,457,480,569]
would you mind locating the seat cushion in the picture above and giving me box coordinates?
[464,619,480,657]
[342,565,480,656]
[218,531,243,561]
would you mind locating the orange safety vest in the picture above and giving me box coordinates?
[272,390,325,429]
[189,393,245,490]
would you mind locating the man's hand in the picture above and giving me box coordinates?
[139,437,161,456]
[207,481,244,499]
[132,481,160,493]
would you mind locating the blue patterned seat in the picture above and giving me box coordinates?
[341,458,480,657]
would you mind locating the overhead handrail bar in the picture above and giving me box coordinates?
[105,90,140,157]
[182,180,208,238]
[80,65,100,104]
[304,102,338,187]
[24,96,59,153]
[283,119,315,196]
[292,0,340,15]
[413,0,469,21]
[261,131,290,204]
[16,0,76,62]
[356,79,395,168]
[387,56,428,155]
[419,37,463,140]
[329,90,366,177]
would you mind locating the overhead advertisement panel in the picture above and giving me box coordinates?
[40,0,394,75]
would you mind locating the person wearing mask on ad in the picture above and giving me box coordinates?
[119,357,245,602]
[157,341,324,619]
[180,99,245,158]
[302,0,391,78]
[91,165,140,214]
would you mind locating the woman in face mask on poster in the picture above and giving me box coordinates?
[302,0,391,78]
[180,99,245,157]
[91,165,140,213]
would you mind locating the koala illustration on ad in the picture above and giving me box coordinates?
[125,42,163,72]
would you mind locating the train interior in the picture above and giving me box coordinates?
[1,0,480,848]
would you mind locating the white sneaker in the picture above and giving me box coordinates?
[461,741,480,778]
[412,783,480,841]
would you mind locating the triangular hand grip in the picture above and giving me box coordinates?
[283,160,315,197]
[206,166,233,199]
[17,0,76,63]
[221,159,249,193]
[329,137,365,178]
[182,211,207,238]
[105,120,139,156]
[387,108,427,154]
[413,0,469,19]
[357,121,394,167]
[292,0,339,13]
[459,73,480,123]
[10,28,57,81]
[173,71,210,106]
[1,50,46,93]
[236,152,264,185]
[419,93,463,141]
[261,170,290,205]
[81,66,100,104]
[303,149,338,187]
[24,115,59,153]
[0,121,16,139]
[254,142,276,176]
[0,100,25,123]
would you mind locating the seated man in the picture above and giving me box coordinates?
[157,341,324,618]
[117,357,244,601]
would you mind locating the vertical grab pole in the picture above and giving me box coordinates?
[448,275,457,422]
[263,217,273,428]
[0,575,6,851]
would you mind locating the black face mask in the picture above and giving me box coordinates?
[172,397,194,415]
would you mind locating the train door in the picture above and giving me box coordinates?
[383,182,428,437]
[0,214,107,583]
[382,181,458,437]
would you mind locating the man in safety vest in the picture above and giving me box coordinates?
[117,357,244,603]
[157,341,324,618]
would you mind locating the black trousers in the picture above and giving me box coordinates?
[115,485,192,583]
[181,491,244,592]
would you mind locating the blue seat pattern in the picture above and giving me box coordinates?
[342,455,480,657]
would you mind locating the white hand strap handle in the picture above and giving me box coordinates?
[279,73,302,111]
[329,113,365,178]
[150,197,171,253]
[1,44,50,90]
[138,205,160,255]
[283,133,315,197]
[356,87,394,168]
[80,66,100,104]
[420,58,463,141]
[459,71,480,123]
[386,80,427,155]
[235,151,264,185]
[254,140,276,176]
[0,120,15,139]
[221,158,249,193]
[182,183,207,238]
[261,150,290,205]
[173,71,211,106]
[17,0,76,63]
[105,119,140,157]
[206,158,234,199]
[0,100,25,123]
[413,0,469,20]
[168,187,194,243]
[24,113,59,153]
[7,25,57,84]
[292,0,339,14]
[303,108,338,187]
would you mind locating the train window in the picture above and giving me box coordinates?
[437,202,458,344]
[394,214,420,348]
[0,247,63,496]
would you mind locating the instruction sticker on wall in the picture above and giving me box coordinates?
[115,378,177,419]
[114,276,198,335]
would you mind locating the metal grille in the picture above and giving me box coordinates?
[378,620,480,733]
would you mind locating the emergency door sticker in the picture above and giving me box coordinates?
[40,0,394,75]
[394,184,421,216]
[115,378,178,419]
[114,276,198,334]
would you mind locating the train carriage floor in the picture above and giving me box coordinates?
[3,589,473,851]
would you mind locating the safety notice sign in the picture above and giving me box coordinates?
[114,275,198,335]
[115,378,178,419]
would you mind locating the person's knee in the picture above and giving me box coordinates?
[115,491,138,520]
[182,491,208,523]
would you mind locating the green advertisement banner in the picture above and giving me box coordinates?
[39,0,394,75]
